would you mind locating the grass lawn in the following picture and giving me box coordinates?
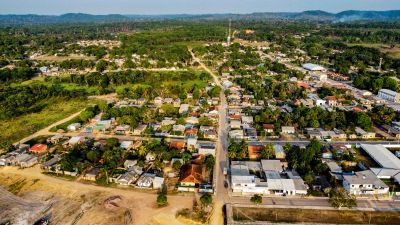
[0,97,89,145]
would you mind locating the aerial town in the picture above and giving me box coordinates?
[1,3,400,225]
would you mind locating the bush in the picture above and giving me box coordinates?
[157,193,168,207]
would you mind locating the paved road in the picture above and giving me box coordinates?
[190,48,228,225]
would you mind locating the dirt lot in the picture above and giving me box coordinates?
[0,166,195,225]
[232,207,400,224]
[32,54,96,62]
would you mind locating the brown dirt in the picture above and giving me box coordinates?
[0,166,196,225]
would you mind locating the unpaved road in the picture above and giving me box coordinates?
[14,110,85,145]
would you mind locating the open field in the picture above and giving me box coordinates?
[32,54,96,62]
[0,98,88,145]
[347,43,400,59]
[0,166,195,225]
[231,206,400,224]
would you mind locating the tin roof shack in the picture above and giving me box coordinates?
[15,153,38,168]
[41,155,62,172]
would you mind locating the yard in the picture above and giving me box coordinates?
[232,207,400,224]
[0,98,88,146]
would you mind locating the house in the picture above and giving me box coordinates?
[378,89,400,103]
[115,125,130,135]
[186,137,198,150]
[229,130,244,139]
[322,149,333,159]
[133,124,147,135]
[241,116,253,125]
[274,145,286,159]
[196,142,216,156]
[248,144,264,160]
[230,120,241,129]
[302,63,325,71]
[93,120,112,133]
[116,171,140,186]
[120,141,133,150]
[164,97,174,104]
[172,124,186,133]
[203,130,217,140]
[83,168,101,181]
[355,127,375,139]
[123,159,137,169]
[29,144,48,155]
[137,173,156,188]
[179,104,189,114]
[47,134,64,144]
[186,117,199,124]
[178,164,205,192]
[154,97,163,106]
[41,155,61,172]
[263,124,274,133]
[173,98,181,107]
[281,126,295,135]
[343,170,389,195]
[161,118,176,126]
[185,128,198,137]
[326,96,337,106]
[169,140,186,151]
[153,176,165,190]
[64,136,84,147]
[230,162,269,195]
[67,123,81,131]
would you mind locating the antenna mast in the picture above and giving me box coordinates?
[227,19,232,46]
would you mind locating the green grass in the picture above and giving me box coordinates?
[0,98,89,145]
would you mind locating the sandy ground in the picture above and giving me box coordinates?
[32,54,96,62]
[0,166,196,225]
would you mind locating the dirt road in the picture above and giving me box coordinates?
[14,110,85,145]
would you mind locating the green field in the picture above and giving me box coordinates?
[0,98,89,146]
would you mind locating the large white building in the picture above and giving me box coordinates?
[343,170,389,195]
[302,63,325,71]
[378,89,400,103]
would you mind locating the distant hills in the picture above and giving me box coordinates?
[0,10,400,25]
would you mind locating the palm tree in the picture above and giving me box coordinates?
[138,146,148,157]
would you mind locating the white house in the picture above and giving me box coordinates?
[343,170,389,195]
[281,126,295,134]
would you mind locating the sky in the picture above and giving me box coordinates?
[0,0,400,15]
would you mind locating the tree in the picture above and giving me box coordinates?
[172,160,182,171]
[138,146,148,157]
[261,143,275,159]
[328,188,357,209]
[182,152,192,164]
[250,194,262,204]
[157,193,168,207]
[203,155,215,170]
[200,193,213,207]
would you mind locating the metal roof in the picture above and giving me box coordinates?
[361,144,400,170]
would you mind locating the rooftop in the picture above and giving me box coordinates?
[361,144,400,170]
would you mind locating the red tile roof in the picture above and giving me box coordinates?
[169,141,186,150]
[263,124,274,130]
[248,145,264,160]
[179,164,204,184]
